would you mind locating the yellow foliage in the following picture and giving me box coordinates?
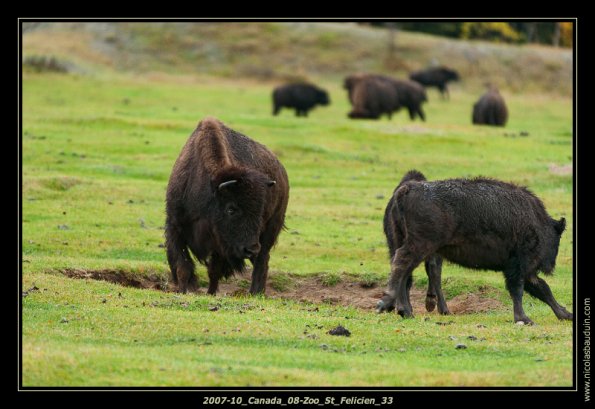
[559,22,573,48]
[461,22,523,43]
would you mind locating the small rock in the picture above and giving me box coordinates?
[328,325,351,337]
[535,358,545,362]
[455,344,467,350]
[127,199,134,204]
[157,243,165,248]
[476,324,487,328]
[398,348,406,353]
[101,298,107,304]
[60,317,69,324]
[448,335,457,341]
[208,305,220,312]
[375,194,385,200]
[290,230,300,235]
[436,321,454,326]
[520,131,529,137]
[57,224,70,230]
[467,335,478,341]
[516,321,526,326]
[320,344,329,350]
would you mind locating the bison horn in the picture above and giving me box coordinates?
[218,180,238,190]
[267,180,276,187]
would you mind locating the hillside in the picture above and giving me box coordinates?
[22,22,572,95]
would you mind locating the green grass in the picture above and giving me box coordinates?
[22,71,573,387]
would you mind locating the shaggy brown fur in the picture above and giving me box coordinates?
[165,117,289,295]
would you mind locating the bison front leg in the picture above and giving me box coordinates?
[249,251,270,295]
[206,253,228,295]
[504,266,533,325]
[524,275,573,320]
[377,246,423,318]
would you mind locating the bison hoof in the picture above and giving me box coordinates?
[515,319,534,326]
[376,298,395,313]
[425,295,437,312]
[397,309,414,318]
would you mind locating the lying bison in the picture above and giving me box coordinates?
[344,74,400,119]
[272,83,329,117]
[344,74,427,121]
[378,170,571,325]
[409,66,459,99]
[165,117,289,295]
[472,87,508,126]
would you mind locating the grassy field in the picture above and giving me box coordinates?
[21,23,573,387]
[21,72,573,387]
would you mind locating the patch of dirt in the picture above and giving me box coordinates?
[60,269,503,314]
[548,163,572,176]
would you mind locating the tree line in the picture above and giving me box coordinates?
[370,22,573,47]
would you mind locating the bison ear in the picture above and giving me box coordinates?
[554,217,566,235]
[267,180,276,187]
[218,180,238,191]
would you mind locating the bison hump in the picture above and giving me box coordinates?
[194,117,233,173]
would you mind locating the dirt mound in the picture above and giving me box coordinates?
[60,269,503,314]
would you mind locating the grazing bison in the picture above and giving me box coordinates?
[378,170,571,325]
[472,87,508,126]
[409,66,460,99]
[165,117,289,295]
[344,74,400,119]
[272,83,330,117]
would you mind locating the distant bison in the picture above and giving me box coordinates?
[344,74,400,119]
[272,83,330,117]
[165,117,289,295]
[378,170,571,325]
[344,74,427,121]
[392,78,428,121]
[472,87,508,126]
[409,66,460,99]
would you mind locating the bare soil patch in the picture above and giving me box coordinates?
[60,269,503,314]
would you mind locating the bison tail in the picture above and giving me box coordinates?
[399,169,426,185]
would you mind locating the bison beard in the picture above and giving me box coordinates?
[378,170,572,325]
[165,117,289,295]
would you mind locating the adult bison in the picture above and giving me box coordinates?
[344,74,427,121]
[392,79,428,121]
[409,66,460,99]
[472,87,508,126]
[344,74,400,119]
[165,117,289,295]
[272,83,330,117]
[378,170,571,325]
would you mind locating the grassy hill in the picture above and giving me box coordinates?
[21,22,573,387]
[22,22,572,95]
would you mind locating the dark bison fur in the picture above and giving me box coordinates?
[472,87,508,126]
[379,170,571,325]
[272,83,329,117]
[344,74,400,119]
[409,66,460,99]
[165,117,289,295]
[344,74,427,121]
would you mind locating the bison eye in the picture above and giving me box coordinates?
[226,208,235,216]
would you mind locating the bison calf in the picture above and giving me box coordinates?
[272,83,330,117]
[378,170,571,325]
[165,117,289,295]
[472,87,508,126]
[409,66,460,99]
